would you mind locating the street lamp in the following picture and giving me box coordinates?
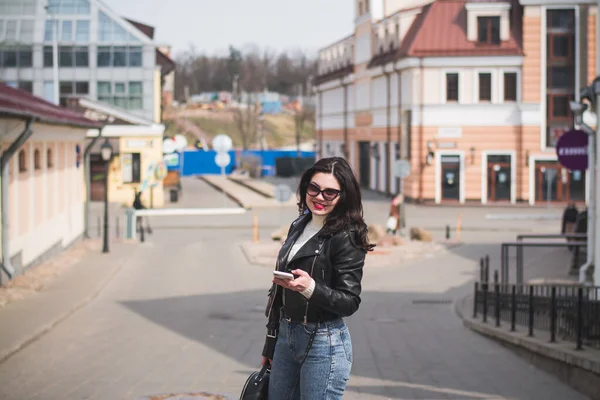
[100,138,113,253]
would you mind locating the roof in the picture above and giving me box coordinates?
[70,97,155,126]
[125,17,176,75]
[403,0,522,57]
[125,18,155,39]
[0,84,102,129]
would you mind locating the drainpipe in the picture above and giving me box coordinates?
[1,118,34,281]
[418,58,425,202]
[385,69,391,195]
[395,65,403,194]
[343,81,349,160]
[318,90,323,159]
[83,127,103,239]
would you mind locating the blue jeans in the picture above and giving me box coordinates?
[269,317,353,400]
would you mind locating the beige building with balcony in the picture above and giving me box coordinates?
[315,0,598,205]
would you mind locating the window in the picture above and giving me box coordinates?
[97,81,143,110]
[446,73,459,102]
[359,1,363,15]
[75,20,89,42]
[56,46,89,67]
[123,153,142,183]
[44,46,53,67]
[18,81,33,93]
[97,46,141,67]
[61,20,73,41]
[477,16,500,44]
[5,20,17,41]
[548,66,574,89]
[550,34,572,60]
[549,10,574,29]
[478,73,492,102]
[59,46,73,67]
[504,72,517,101]
[97,46,111,66]
[549,94,570,118]
[129,46,142,66]
[18,46,32,67]
[34,149,41,170]
[545,9,575,148]
[18,150,26,173]
[47,148,53,168]
[113,46,126,66]
[44,20,54,41]
[74,46,88,66]
[59,80,89,106]
[98,11,138,42]
[43,81,55,102]
[0,47,32,67]
[20,20,34,42]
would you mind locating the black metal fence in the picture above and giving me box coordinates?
[473,275,600,349]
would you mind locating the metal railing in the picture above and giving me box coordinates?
[500,234,587,286]
[473,277,600,349]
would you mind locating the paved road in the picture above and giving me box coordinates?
[0,179,587,399]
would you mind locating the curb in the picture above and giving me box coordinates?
[454,294,600,400]
[0,247,136,365]
[198,176,249,209]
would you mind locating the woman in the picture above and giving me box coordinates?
[261,157,374,399]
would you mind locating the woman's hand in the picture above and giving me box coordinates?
[261,356,272,366]
[272,269,313,292]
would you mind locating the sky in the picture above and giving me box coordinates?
[102,0,355,57]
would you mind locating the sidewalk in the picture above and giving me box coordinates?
[0,238,138,364]
[454,295,600,400]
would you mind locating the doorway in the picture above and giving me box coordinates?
[358,141,371,188]
[90,154,107,201]
[441,155,461,201]
[534,160,586,203]
[487,154,512,202]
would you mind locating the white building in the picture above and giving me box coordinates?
[0,0,167,123]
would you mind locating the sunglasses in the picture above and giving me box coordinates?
[307,182,341,201]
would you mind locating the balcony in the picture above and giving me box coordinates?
[317,36,354,78]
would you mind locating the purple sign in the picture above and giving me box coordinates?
[556,129,588,171]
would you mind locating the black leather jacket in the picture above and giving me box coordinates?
[261,213,366,359]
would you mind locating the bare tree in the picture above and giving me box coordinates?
[233,97,260,150]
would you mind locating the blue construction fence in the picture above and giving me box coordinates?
[163,150,316,177]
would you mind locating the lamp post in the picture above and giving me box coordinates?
[100,139,113,253]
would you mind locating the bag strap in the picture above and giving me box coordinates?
[287,324,318,399]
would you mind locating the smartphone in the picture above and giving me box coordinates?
[273,271,295,280]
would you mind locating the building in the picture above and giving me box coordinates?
[314,0,598,205]
[68,97,166,208]
[0,0,171,123]
[0,83,101,280]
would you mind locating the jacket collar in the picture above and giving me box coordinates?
[278,213,325,269]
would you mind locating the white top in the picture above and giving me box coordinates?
[286,213,326,262]
[284,213,325,300]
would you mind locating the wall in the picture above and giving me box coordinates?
[107,134,165,208]
[3,122,87,269]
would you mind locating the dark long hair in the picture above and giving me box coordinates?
[297,157,375,252]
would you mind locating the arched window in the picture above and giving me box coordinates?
[34,149,41,170]
[47,148,53,168]
[18,150,26,173]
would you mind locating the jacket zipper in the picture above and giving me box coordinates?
[267,242,293,320]
[303,254,319,325]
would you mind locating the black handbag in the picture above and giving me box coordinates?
[240,326,317,400]
[240,362,270,400]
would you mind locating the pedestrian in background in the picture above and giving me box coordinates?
[261,157,374,399]
[561,202,578,251]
